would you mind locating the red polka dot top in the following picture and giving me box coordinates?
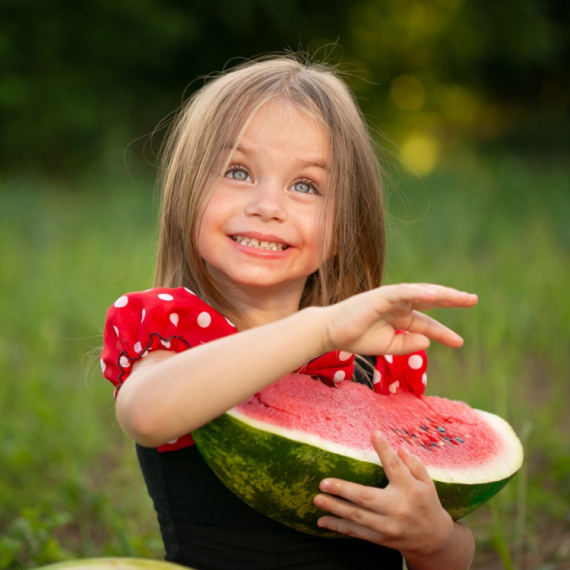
[101,287,428,452]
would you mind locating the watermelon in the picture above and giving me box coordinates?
[193,374,523,538]
[35,559,189,570]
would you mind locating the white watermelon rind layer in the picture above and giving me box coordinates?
[227,407,523,485]
[193,406,523,538]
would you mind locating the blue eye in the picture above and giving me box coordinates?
[292,181,315,194]
[226,168,250,181]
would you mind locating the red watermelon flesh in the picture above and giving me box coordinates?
[233,374,519,485]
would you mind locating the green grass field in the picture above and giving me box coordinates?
[1,149,569,569]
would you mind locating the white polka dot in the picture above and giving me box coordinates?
[119,356,131,368]
[422,373,427,385]
[388,380,399,394]
[373,369,381,384]
[197,312,211,328]
[170,313,179,327]
[141,350,149,358]
[114,295,128,308]
[333,370,345,383]
[225,317,236,328]
[158,293,174,301]
[100,359,106,373]
[134,342,142,353]
[385,355,393,363]
[161,339,171,348]
[339,351,353,361]
[408,354,423,370]
[141,309,146,323]
[143,288,153,292]
[113,326,120,337]
[184,288,195,295]
[167,438,178,444]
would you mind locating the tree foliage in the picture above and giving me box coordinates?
[0,0,567,175]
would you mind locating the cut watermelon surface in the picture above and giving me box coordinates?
[193,374,523,537]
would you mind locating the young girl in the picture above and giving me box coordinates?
[101,55,477,570]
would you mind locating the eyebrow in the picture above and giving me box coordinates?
[229,144,329,172]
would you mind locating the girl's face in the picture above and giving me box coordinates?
[197,102,330,305]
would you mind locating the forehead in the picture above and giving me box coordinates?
[236,102,329,164]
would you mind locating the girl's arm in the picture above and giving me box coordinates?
[313,433,474,570]
[116,304,331,447]
[116,284,477,447]
[404,523,474,570]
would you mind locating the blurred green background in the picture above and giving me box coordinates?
[1,1,569,569]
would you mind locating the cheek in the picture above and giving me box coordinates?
[197,189,229,238]
[195,204,220,259]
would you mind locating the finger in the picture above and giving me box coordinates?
[388,311,464,350]
[398,446,433,486]
[383,331,431,355]
[316,514,384,543]
[317,478,387,512]
[371,432,415,487]
[406,284,478,310]
[374,284,437,310]
[411,283,478,305]
[313,491,387,527]
[379,284,478,312]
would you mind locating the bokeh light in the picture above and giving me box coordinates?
[401,133,440,174]
[390,75,426,112]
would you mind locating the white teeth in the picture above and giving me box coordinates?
[232,235,287,251]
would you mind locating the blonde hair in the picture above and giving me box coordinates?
[154,53,385,329]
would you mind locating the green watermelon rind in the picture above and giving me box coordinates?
[33,558,189,570]
[192,413,517,538]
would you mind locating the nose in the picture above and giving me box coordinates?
[244,180,287,221]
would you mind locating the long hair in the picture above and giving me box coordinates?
[154,53,385,330]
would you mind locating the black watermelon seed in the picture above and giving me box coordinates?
[442,436,453,443]
[419,443,430,451]
[420,425,428,431]
[411,434,417,438]
[455,437,464,443]
[436,427,446,433]
[403,429,409,435]
[430,442,438,447]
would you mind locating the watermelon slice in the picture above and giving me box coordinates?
[36,559,189,570]
[193,374,523,538]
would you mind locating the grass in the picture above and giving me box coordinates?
[0,148,568,568]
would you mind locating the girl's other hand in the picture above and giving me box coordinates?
[323,284,478,356]
[313,433,474,568]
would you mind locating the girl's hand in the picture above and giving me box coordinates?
[313,432,453,553]
[313,433,474,567]
[322,284,478,356]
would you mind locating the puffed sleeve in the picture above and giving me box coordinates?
[372,332,428,397]
[100,287,237,398]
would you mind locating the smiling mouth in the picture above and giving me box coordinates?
[231,235,288,251]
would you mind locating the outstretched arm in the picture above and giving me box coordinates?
[313,433,474,570]
[116,284,477,447]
